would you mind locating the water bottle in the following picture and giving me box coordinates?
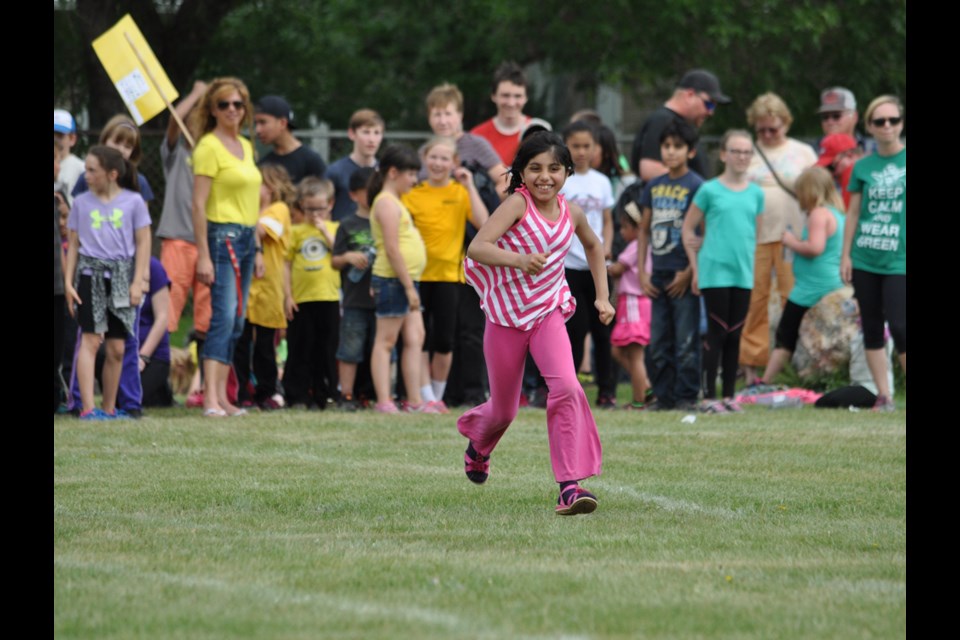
[348,246,376,283]
[783,224,794,262]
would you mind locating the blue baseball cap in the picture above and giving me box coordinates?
[54,109,76,134]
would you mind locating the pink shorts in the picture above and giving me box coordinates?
[610,293,651,347]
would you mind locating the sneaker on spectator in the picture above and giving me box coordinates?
[404,401,444,414]
[700,399,728,414]
[186,390,204,408]
[597,395,617,409]
[722,399,744,413]
[375,402,400,414]
[79,408,114,421]
[873,395,896,412]
[258,397,284,411]
[674,399,699,412]
[337,395,360,412]
[555,484,598,515]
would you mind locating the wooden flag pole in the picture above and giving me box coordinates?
[123,31,194,148]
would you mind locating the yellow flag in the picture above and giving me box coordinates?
[92,14,178,125]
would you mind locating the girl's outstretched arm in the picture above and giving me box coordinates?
[571,202,615,325]
[466,193,544,273]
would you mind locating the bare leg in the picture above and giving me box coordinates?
[338,361,358,398]
[217,361,240,414]
[371,317,403,406]
[430,351,453,385]
[898,352,906,376]
[100,337,125,413]
[77,334,101,414]
[761,348,792,385]
[401,311,425,406]
[865,348,892,399]
[202,358,223,412]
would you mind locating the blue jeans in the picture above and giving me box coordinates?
[202,222,255,365]
[648,270,701,406]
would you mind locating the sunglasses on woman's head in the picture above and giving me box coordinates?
[870,117,902,127]
[217,100,245,111]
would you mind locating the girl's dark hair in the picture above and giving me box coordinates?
[620,208,640,228]
[87,145,137,191]
[561,119,597,144]
[594,125,623,178]
[367,144,421,201]
[507,131,573,194]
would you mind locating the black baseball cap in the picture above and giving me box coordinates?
[677,70,731,105]
[255,95,295,128]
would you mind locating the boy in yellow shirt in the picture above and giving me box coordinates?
[283,178,340,409]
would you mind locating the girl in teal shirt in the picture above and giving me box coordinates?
[683,130,764,412]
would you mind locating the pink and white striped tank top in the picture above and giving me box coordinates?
[464,186,576,331]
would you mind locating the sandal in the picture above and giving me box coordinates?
[203,408,227,418]
[556,484,598,515]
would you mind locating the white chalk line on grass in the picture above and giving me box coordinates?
[592,482,743,519]
[54,557,591,640]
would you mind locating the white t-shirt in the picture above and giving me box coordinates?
[560,169,614,270]
[55,153,85,208]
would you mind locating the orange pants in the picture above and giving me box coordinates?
[161,238,211,335]
[739,241,793,368]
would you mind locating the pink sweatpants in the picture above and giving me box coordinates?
[457,310,603,483]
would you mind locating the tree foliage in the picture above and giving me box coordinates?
[54,0,905,138]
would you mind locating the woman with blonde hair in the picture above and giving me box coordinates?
[840,95,906,411]
[189,77,264,417]
[741,92,818,384]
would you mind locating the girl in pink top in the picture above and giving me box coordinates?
[460,132,615,516]
[607,207,652,410]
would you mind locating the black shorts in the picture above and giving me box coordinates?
[77,274,128,339]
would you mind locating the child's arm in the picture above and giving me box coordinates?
[785,206,830,258]
[681,203,705,296]
[375,198,419,308]
[571,202,615,326]
[453,166,490,230]
[131,224,151,308]
[166,80,207,149]
[636,205,659,298]
[283,259,297,320]
[466,194,547,273]
[64,230,81,318]
[138,286,170,371]
[601,206,613,262]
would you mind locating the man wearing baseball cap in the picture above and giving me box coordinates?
[630,69,731,182]
[816,86,875,155]
[254,95,326,183]
[53,108,85,206]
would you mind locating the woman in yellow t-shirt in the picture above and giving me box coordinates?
[189,77,263,417]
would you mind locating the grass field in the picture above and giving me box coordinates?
[54,397,906,639]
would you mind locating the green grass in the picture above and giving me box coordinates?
[54,399,906,639]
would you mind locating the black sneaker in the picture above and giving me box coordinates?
[597,395,617,409]
[674,399,700,412]
[645,400,675,412]
[337,395,360,412]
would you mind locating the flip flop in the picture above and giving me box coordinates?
[203,408,227,418]
[227,408,248,417]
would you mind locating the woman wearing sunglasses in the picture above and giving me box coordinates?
[740,92,818,385]
[188,77,264,417]
[840,96,906,412]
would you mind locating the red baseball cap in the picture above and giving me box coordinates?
[816,133,858,167]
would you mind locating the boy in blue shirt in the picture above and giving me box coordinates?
[638,120,704,411]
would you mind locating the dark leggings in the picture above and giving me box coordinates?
[701,287,751,399]
[852,269,906,352]
[774,300,810,352]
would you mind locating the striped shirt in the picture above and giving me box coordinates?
[464,186,576,330]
